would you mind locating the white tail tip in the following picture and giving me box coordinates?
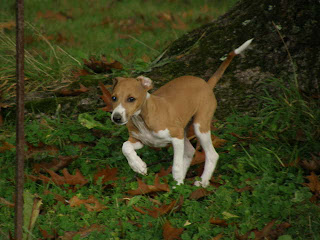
[234,38,253,55]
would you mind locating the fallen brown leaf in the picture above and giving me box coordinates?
[189,188,211,200]
[172,16,188,30]
[27,168,88,187]
[43,190,66,204]
[132,205,147,215]
[69,195,107,212]
[39,228,58,239]
[210,175,225,188]
[94,166,118,184]
[230,132,255,141]
[133,196,183,218]
[0,21,16,31]
[236,220,291,240]
[84,56,123,74]
[158,166,172,177]
[59,84,89,96]
[157,12,174,22]
[211,233,224,240]
[0,141,15,153]
[163,221,184,240]
[127,174,170,195]
[0,197,14,208]
[26,142,59,158]
[99,82,113,112]
[141,54,151,62]
[36,10,72,21]
[191,149,205,166]
[303,172,320,201]
[33,155,78,173]
[253,220,276,240]
[71,68,90,78]
[299,153,320,173]
[235,185,253,193]
[212,134,227,148]
[209,218,228,227]
[60,224,104,240]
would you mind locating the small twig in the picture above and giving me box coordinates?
[272,21,298,86]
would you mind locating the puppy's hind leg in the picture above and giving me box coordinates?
[182,136,195,178]
[193,123,219,188]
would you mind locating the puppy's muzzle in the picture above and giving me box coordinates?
[112,112,124,124]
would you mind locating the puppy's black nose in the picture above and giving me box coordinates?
[112,113,122,123]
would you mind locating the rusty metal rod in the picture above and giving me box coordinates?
[15,0,25,239]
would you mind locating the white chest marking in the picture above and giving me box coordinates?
[131,115,171,147]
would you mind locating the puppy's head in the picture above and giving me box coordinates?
[111,76,152,125]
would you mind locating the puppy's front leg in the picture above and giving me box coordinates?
[122,140,147,175]
[171,138,185,185]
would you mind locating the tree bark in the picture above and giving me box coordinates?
[145,0,320,119]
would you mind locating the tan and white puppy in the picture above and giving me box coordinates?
[111,39,253,187]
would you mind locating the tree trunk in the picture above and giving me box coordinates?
[145,0,320,119]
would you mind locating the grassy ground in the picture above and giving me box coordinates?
[1,0,320,239]
[0,0,236,103]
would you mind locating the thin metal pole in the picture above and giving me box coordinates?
[15,0,25,239]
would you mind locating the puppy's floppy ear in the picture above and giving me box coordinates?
[137,76,153,91]
[112,77,124,90]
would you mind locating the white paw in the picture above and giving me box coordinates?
[194,180,209,188]
[172,180,184,189]
[128,158,147,175]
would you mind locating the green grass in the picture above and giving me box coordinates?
[1,0,320,239]
[1,77,320,239]
[0,0,236,102]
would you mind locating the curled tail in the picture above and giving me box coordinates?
[207,38,253,89]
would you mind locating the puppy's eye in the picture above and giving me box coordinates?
[127,97,136,102]
[111,96,117,102]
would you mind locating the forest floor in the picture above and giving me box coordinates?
[0,1,320,239]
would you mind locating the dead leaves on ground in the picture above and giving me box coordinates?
[132,196,183,218]
[163,220,184,240]
[303,172,320,202]
[94,166,118,184]
[84,56,123,74]
[0,141,15,153]
[99,82,113,112]
[58,83,89,96]
[188,127,227,167]
[208,218,291,240]
[59,224,104,240]
[33,155,78,173]
[0,21,16,32]
[299,153,320,173]
[235,220,291,240]
[127,174,170,195]
[27,168,88,188]
[189,188,212,200]
[36,10,73,22]
[28,165,118,190]
[0,197,14,208]
[69,195,107,212]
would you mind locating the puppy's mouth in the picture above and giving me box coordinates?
[112,119,128,125]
